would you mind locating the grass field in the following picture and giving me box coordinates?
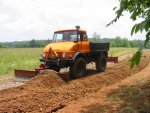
[109,48,137,56]
[0,48,42,75]
[0,48,137,76]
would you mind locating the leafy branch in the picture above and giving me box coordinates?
[107,0,150,67]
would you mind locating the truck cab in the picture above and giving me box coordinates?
[43,26,90,58]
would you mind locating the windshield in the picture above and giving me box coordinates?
[53,31,77,42]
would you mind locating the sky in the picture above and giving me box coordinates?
[0,0,146,42]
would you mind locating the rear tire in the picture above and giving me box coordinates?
[96,54,106,72]
[69,57,86,79]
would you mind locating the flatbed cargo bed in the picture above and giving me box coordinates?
[90,42,109,52]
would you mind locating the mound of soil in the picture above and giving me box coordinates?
[23,70,66,91]
[0,70,66,113]
[0,54,149,113]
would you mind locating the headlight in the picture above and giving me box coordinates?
[62,52,66,57]
[43,54,46,58]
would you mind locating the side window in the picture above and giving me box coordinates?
[83,34,87,41]
[80,32,87,41]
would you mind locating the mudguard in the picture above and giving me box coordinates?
[72,52,88,62]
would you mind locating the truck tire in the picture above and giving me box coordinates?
[69,57,86,79]
[96,54,106,72]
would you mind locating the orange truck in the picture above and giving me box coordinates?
[40,26,109,78]
[15,26,118,79]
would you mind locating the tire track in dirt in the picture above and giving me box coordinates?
[0,54,149,113]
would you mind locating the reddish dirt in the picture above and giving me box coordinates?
[0,54,149,113]
[59,52,150,113]
[24,70,66,89]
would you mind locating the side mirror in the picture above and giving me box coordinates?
[83,34,87,40]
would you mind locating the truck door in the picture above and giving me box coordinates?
[78,32,90,53]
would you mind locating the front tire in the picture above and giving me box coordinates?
[96,54,106,72]
[69,57,86,79]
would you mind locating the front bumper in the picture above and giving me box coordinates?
[40,58,73,68]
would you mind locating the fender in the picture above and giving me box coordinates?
[72,52,88,62]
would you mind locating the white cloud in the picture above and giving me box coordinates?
[0,0,146,42]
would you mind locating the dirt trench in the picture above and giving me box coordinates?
[0,54,149,113]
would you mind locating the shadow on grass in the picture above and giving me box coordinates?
[107,83,150,113]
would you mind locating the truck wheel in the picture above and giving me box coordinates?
[96,54,106,72]
[69,57,86,79]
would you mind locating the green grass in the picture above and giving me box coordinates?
[109,47,137,56]
[109,84,150,113]
[0,47,136,76]
[0,48,42,75]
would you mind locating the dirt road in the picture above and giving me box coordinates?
[0,53,149,113]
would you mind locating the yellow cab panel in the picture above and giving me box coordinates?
[77,31,90,53]
[42,28,90,59]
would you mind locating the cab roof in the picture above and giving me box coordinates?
[54,29,86,33]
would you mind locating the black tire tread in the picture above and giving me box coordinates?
[69,57,86,79]
[96,54,106,72]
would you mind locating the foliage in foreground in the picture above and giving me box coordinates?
[108,0,150,45]
[108,0,150,68]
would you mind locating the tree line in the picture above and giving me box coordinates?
[0,39,51,48]
[0,37,149,48]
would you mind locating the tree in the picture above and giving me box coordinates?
[130,40,143,47]
[110,41,116,47]
[92,32,101,38]
[122,38,130,47]
[114,36,123,47]
[0,44,3,48]
[90,32,101,42]
[107,0,150,67]
[29,39,37,47]
[0,44,5,48]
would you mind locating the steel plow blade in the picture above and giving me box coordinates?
[107,57,118,63]
[14,70,38,81]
